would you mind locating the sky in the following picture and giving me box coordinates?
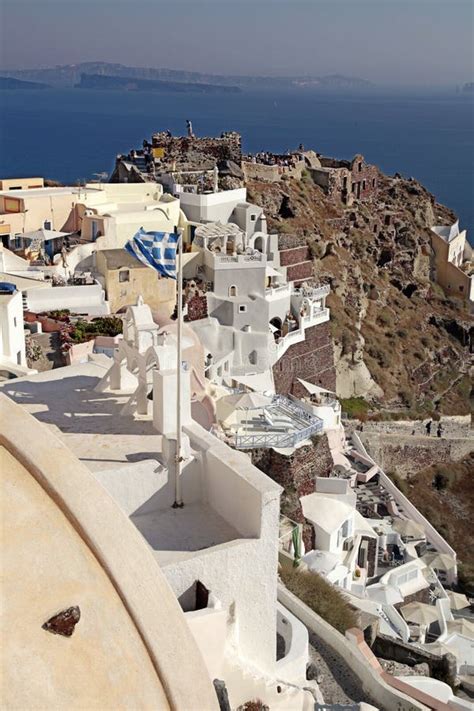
[0,0,473,86]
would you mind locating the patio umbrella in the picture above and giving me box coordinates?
[225,392,273,410]
[366,583,404,606]
[217,392,273,428]
[425,641,460,660]
[421,552,456,572]
[393,518,425,539]
[401,602,439,626]
[446,591,470,611]
[447,619,474,638]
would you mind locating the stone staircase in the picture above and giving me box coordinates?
[222,653,316,710]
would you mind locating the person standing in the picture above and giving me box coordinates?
[425,420,432,436]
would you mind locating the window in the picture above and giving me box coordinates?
[372,178,376,188]
[13,317,17,327]
[239,304,247,313]
[352,183,356,193]
[44,220,52,230]
[250,214,257,222]
[358,162,362,172]
[119,270,130,282]
[229,285,237,297]
[249,350,257,365]
[362,180,366,190]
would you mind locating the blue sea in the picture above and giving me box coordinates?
[0,88,473,240]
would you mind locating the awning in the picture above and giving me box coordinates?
[298,378,336,396]
[22,228,72,242]
[266,266,283,278]
[232,371,275,394]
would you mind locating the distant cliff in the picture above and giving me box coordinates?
[2,62,371,91]
[0,76,48,89]
[75,73,241,94]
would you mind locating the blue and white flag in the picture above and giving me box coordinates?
[125,227,179,279]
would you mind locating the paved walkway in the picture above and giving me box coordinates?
[308,631,375,705]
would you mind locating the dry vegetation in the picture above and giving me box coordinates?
[387,453,474,595]
[280,567,358,633]
[248,173,472,415]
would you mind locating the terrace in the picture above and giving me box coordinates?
[220,394,323,450]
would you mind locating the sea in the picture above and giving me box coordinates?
[0,87,473,241]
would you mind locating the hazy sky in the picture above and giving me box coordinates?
[1,0,473,86]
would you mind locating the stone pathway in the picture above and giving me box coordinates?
[308,632,376,705]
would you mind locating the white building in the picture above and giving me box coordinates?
[0,300,316,710]
[183,221,330,386]
[0,285,29,376]
[431,221,474,305]
[300,477,378,592]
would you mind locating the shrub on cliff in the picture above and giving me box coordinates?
[280,567,358,633]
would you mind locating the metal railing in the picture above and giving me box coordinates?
[233,396,323,450]
[292,284,330,299]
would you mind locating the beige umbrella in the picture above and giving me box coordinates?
[447,619,474,638]
[393,518,425,539]
[217,392,273,428]
[446,591,470,611]
[425,641,460,659]
[421,552,456,571]
[401,602,439,626]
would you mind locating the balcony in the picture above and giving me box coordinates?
[227,395,323,450]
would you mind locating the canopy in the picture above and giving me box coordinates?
[421,552,456,572]
[266,266,283,279]
[22,228,72,242]
[366,583,404,606]
[401,602,439,626]
[217,391,273,425]
[446,591,470,611]
[424,641,460,659]
[224,392,273,410]
[393,518,425,539]
[297,378,336,396]
[232,371,275,394]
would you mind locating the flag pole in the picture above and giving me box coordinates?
[173,226,184,508]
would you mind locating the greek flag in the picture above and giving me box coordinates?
[125,227,179,279]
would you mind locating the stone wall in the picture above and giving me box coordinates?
[278,244,314,284]
[185,294,208,322]
[273,321,337,397]
[151,131,242,168]
[251,435,333,550]
[242,160,305,183]
[359,432,473,476]
[279,246,310,267]
[372,634,457,688]
[286,261,314,283]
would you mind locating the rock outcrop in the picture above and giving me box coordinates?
[247,171,473,414]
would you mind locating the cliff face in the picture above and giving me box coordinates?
[247,172,472,415]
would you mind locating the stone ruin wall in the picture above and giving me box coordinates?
[151,132,242,167]
[242,160,306,183]
[359,432,473,476]
[273,321,337,398]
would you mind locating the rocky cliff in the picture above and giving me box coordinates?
[247,171,473,415]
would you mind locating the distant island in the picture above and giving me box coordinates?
[0,76,48,90]
[462,82,474,93]
[75,73,241,94]
[0,61,372,92]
